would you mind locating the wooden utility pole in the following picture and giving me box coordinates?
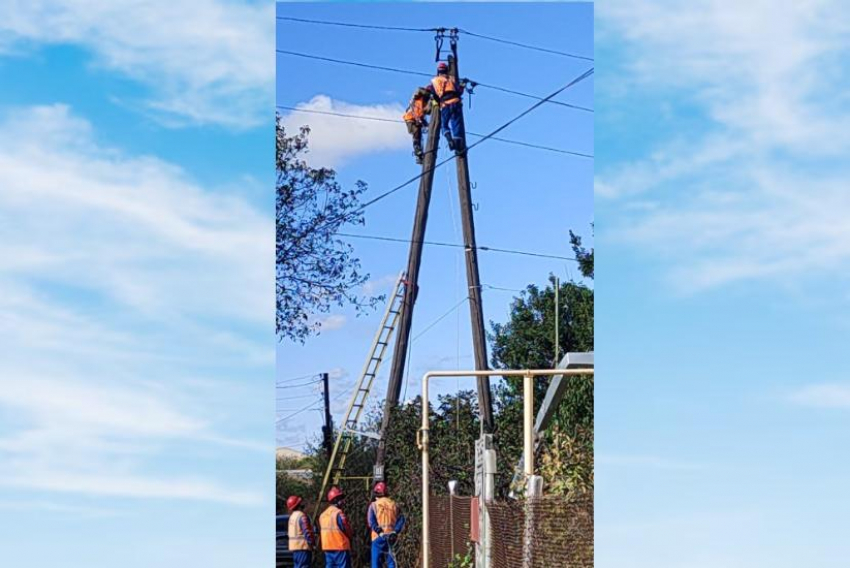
[376,106,442,467]
[448,43,494,433]
[321,372,332,460]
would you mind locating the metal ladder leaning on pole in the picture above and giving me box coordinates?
[314,272,407,518]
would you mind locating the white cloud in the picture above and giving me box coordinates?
[788,383,850,408]
[318,314,348,331]
[0,104,272,324]
[280,95,409,166]
[363,273,400,296]
[0,0,272,128]
[0,104,270,504]
[597,0,850,293]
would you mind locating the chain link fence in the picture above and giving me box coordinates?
[489,496,593,568]
[428,495,474,566]
[426,495,592,568]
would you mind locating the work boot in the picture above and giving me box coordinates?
[415,154,423,165]
[445,134,455,151]
[454,138,465,155]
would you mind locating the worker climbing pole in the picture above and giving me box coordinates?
[375,85,442,474]
[376,29,494,475]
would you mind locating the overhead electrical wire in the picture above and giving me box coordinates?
[277,15,437,33]
[276,404,322,423]
[276,16,593,61]
[337,233,577,262]
[412,296,470,342]
[276,378,322,389]
[275,50,593,112]
[277,373,318,384]
[275,105,593,158]
[457,29,593,62]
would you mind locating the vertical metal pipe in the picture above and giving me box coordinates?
[421,373,431,568]
[523,373,534,478]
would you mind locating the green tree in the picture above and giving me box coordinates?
[569,227,594,280]
[277,120,380,343]
[489,273,594,497]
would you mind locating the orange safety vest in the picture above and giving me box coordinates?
[319,505,350,551]
[288,510,311,551]
[403,97,427,123]
[431,75,461,107]
[369,497,399,541]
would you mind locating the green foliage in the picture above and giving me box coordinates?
[447,545,474,568]
[276,120,381,343]
[569,227,594,280]
[489,275,594,497]
[538,425,594,497]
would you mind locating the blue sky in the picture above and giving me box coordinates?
[275,3,594,451]
[0,2,274,566]
[595,2,850,566]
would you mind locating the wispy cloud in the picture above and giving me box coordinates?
[0,104,270,505]
[788,383,850,409]
[318,314,348,332]
[0,0,272,128]
[363,273,400,296]
[280,95,408,166]
[597,0,850,293]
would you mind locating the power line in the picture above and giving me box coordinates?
[458,29,593,62]
[482,284,525,293]
[354,67,593,212]
[277,404,322,424]
[275,50,593,112]
[277,392,322,401]
[277,15,437,33]
[277,373,318,384]
[276,16,592,62]
[464,67,594,154]
[276,378,321,389]
[337,232,577,262]
[412,296,470,342]
[277,49,430,78]
[275,105,593,158]
[470,81,592,113]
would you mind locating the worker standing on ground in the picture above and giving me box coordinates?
[287,495,317,568]
[402,87,432,165]
[320,486,354,568]
[367,482,406,568]
[428,61,467,155]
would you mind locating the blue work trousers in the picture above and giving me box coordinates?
[293,551,312,568]
[324,550,352,568]
[440,102,464,145]
[371,537,396,568]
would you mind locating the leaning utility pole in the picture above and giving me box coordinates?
[448,40,494,433]
[321,372,332,460]
[375,105,442,469]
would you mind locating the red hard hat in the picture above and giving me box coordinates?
[327,486,344,503]
[437,62,448,72]
[374,482,387,496]
[286,495,302,511]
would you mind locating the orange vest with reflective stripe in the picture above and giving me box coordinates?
[403,98,427,123]
[431,75,461,107]
[320,505,350,551]
[370,497,399,541]
[288,510,311,551]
